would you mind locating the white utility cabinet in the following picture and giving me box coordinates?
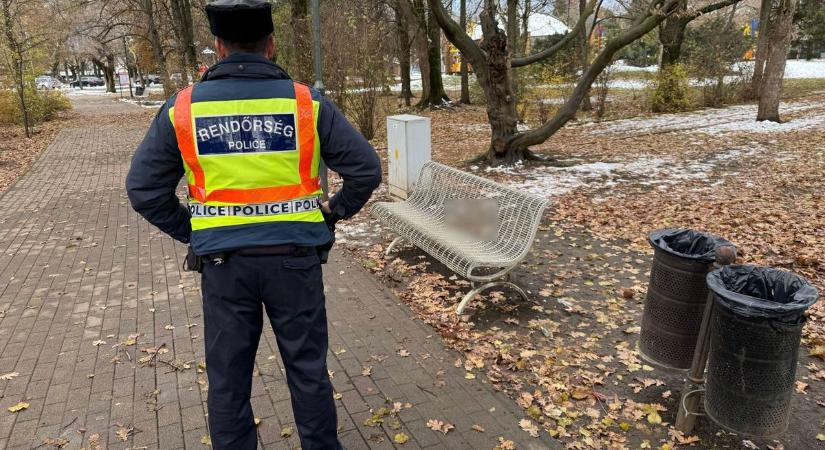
[386,114,431,200]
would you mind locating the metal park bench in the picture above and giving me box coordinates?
[371,162,549,314]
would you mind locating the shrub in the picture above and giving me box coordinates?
[0,88,71,125]
[651,64,693,113]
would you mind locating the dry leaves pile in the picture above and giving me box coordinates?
[344,93,825,449]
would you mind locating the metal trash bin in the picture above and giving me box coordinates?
[639,229,734,370]
[135,85,145,96]
[704,265,818,437]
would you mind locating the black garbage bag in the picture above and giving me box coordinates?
[648,228,733,263]
[707,265,819,322]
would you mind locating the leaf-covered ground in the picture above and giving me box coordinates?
[337,91,825,449]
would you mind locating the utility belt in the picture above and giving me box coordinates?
[184,245,323,273]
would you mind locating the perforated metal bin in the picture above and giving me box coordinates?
[704,265,818,437]
[639,229,733,370]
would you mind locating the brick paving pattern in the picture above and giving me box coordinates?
[0,97,553,449]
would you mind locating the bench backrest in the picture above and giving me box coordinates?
[406,162,549,253]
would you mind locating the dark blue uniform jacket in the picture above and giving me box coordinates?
[126,53,382,255]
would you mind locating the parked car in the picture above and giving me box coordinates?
[70,76,105,87]
[35,75,63,90]
[144,74,161,85]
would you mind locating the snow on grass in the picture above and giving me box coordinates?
[494,146,762,199]
[617,59,825,79]
[119,98,165,109]
[585,100,825,135]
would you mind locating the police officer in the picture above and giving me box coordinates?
[125,1,381,448]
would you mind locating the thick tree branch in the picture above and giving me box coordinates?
[510,0,681,148]
[687,0,743,20]
[511,0,598,67]
[427,0,487,69]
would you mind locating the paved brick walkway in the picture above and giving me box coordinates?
[0,97,552,449]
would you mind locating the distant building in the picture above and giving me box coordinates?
[445,13,570,74]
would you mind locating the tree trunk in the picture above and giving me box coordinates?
[658,0,688,68]
[143,0,173,97]
[520,0,531,54]
[412,0,431,104]
[478,2,519,162]
[95,57,117,93]
[395,0,413,106]
[507,0,520,97]
[459,0,470,104]
[579,0,592,110]
[751,0,772,97]
[170,0,198,82]
[424,4,448,106]
[290,0,313,83]
[757,0,797,121]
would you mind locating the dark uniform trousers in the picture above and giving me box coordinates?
[201,252,343,449]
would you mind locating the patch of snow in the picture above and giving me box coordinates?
[737,59,825,79]
[586,100,825,135]
[613,60,658,73]
[120,98,165,109]
[503,146,762,198]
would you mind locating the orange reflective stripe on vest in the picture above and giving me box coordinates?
[173,82,319,204]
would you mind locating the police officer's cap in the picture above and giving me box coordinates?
[206,0,274,42]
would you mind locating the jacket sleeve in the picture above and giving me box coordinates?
[125,102,192,243]
[317,96,382,221]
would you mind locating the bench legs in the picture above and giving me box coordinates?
[456,280,530,315]
[384,236,405,256]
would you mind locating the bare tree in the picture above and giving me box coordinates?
[429,0,683,163]
[757,0,798,121]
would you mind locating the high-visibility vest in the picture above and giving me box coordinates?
[171,81,324,232]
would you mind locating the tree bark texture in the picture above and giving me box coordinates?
[579,0,592,110]
[395,0,413,106]
[459,0,470,104]
[757,0,797,121]
[143,0,173,97]
[424,3,448,106]
[751,0,772,97]
[290,0,313,83]
[170,0,198,81]
[1,0,30,137]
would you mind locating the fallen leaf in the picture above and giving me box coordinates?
[496,437,516,450]
[280,426,293,438]
[394,432,410,444]
[7,401,29,413]
[518,419,539,437]
[41,437,69,448]
[471,424,485,432]
[0,372,19,380]
[200,435,211,446]
[427,419,454,434]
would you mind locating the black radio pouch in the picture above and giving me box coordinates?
[183,246,203,273]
